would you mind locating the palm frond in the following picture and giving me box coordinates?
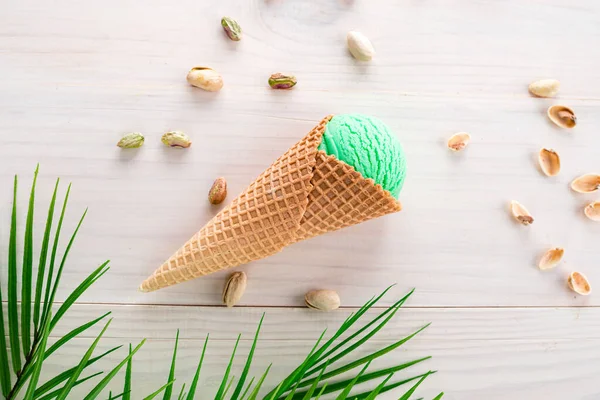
[82,340,146,400]
[37,372,104,400]
[34,346,121,398]
[56,319,113,400]
[215,335,241,400]
[33,178,59,334]
[21,165,38,355]
[8,175,22,373]
[0,275,11,396]
[163,330,179,400]
[123,344,133,400]
[143,381,175,400]
[23,310,50,400]
[2,169,440,400]
[185,334,208,400]
[231,314,264,400]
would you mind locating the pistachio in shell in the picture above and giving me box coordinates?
[186,67,224,92]
[528,79,560,98]
[547,105,576,129]
[304,289,340,312]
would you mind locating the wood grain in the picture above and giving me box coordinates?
[1,0,600,398]
[24,304,600,400]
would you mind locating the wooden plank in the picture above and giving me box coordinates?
[1,95,599,307]
[1,0,599,307]
[10,304,598,400]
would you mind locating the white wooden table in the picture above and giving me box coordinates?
[2,0,600,398]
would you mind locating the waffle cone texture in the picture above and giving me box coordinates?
[140,115,402,292]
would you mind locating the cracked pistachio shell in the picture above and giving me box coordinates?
[447,132,471,151]
[568,271,591,296]
[584,201,600,221]
[571,174,600,193]
[538,148,560,177]
[304,289,340,312]
[538,248,564,270]
[510,200,534,225]
[528,79,560,98]
[186,67,224,92]
[547,105,576,129]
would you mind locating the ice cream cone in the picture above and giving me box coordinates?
[140,115,402,292]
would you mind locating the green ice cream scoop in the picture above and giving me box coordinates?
[317,114,406,198]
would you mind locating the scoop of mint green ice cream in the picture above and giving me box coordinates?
[317,114,406,198]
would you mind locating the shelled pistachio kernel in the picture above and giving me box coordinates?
[117,132,144,149]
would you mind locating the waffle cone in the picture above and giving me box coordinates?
[140,115,402,292]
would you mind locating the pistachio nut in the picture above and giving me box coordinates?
[268,73,297,89]
[528,79,560,98]
[208,177,228,205]
[347,31,375,61]
[186,67,224,92]
[161,131,192,148]
[304,289,340,312]
[221,17,242,41]
[223,271,247,307]
[117,132,145,149]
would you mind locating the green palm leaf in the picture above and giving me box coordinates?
[83,339,146,400]
[123,344,133,400]
[36,372,104,400]
[33,346,121,398]
[231,314,264,400]
[43,207,87,330]
[185,334,208,400]
[163,330,179,400]
[56,319,113,400]
[33,178,59,333]
[397,372,432,400]
[363,372,394,400]
[246,364,271,400]
[334,360,370,400]
[215,335,240,400]
[8,175,22,373]
[50,261,110,331]
[176,383,186,400]
[22,165,39,355]
[40,183,71,329]
[23,312,51,400]
[143,381,174,400]
[0,281,11,396]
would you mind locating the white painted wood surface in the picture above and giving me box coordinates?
[1,0,600,398]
